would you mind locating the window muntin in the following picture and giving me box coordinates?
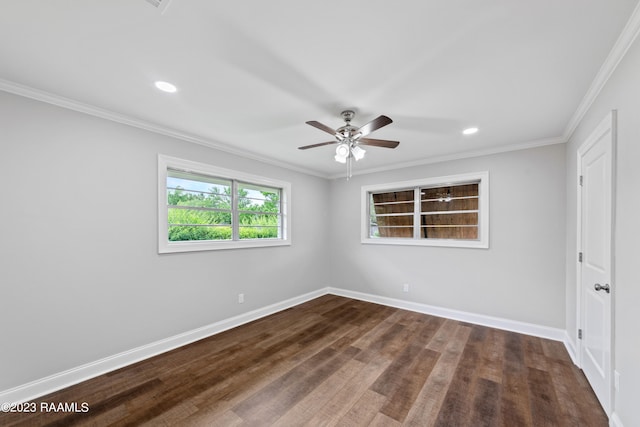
[362,172,489,248]
[159,155,290,253]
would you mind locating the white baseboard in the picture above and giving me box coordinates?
[610,412,624,427]
[563,331,579,366]
[327,287,566,342]
[1,286,570,405]
[0,288,326,405]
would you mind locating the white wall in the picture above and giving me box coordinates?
[564,33,640,427]
[328,144,567,328]
[0,91,331,391]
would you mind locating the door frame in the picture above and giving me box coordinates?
[575,110,617,414]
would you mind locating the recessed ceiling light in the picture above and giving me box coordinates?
[154,81,177,93]
[462,127,479,135]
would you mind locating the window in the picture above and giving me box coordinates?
[362,172,489,248]
[158,155,291,253]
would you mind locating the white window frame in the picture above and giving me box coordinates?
[361,171,489,249]
[158,154,291,253]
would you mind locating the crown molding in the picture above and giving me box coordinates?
[328,136,566,180]
[0,78,567,181]
[0,78,327,179]
[5,0,639,185]
[563,1,640,141]
[342,3,640,181]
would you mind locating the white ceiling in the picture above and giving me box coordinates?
[1,1,638,177]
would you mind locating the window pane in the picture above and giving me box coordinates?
[237,183,281,240]
[168,169,230,188]
[420,225,478,240]
[237,182,281,213]
[167,169,232,210]
[166,170,233,242]
[420,182,479,240]
[370,190,415,238]
[168,205,232,242]
[239,226,280,239]
[422,183,478,198]
[168,208,231,226]
[421,197,478,212]
[239,212,280,240]
[373,221,414,238]
[371,190,414,214]
[168,225,232,241]
[421,212,478,225]
[167,188,231,209]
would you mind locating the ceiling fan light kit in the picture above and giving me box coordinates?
[351,145,366,161]
[334,143,350,163]
[299,110,400,179]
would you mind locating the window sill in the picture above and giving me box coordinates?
[361,237,488,249]
[159,238,291,254]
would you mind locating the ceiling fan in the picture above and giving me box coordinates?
[299,110,400,178]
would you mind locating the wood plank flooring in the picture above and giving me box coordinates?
[0,295,608,426]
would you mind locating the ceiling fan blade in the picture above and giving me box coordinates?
[298,141,337,150]
[358,138,400,149]
[306,121,337,136]
[356,115,393,137]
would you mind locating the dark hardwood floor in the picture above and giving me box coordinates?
[0,295,608,426]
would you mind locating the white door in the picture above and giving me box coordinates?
[578,111,615,414]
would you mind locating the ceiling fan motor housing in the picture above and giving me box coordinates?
[341,110,356,123]
[337,124,358,140]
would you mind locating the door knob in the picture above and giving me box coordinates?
[594,283,610,294]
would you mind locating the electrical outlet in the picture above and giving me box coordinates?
[615,370,620,391]
[238,293,244,304]
[403,283,409,292]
